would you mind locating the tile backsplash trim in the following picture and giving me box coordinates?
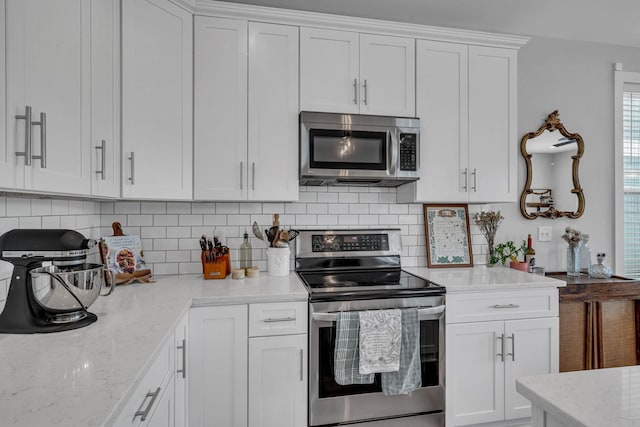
[0,188,489,275]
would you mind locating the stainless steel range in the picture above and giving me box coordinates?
[296,229,445,427]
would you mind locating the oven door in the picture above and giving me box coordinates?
[309,297,445,426]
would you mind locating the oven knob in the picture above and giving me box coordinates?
[313,243,323,252]
[332,244,341,251]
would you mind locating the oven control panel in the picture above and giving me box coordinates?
[311,233,389,252]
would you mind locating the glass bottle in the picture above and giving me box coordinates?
[240,231,252,269]
[589,253,612,279]
[524,234,536,270]
[579,234,591,272]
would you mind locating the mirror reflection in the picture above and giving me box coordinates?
[520,110,585,219]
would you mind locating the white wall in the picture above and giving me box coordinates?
[493,36,640,273]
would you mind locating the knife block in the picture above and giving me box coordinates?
[202,251,230,280]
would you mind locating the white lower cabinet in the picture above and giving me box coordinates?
[189,301,308,427]
[446,289,559,427]
[112,312,188,427]
[248,335,307,427]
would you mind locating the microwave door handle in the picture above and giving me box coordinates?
[388,131,397,175]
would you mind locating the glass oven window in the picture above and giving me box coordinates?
[309,129,387,170]
[318,319,440,398]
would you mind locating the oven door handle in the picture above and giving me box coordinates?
[312,305,445,322]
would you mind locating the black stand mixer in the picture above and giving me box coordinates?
[0,229,109,334]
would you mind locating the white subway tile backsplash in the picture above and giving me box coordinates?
[141,202,167,214]
[338,193,359,204]
[317,192,339,203]
[6,198,31,216]
[0,188,486,276]
[31,199,52,216]
[154,215,179,226]
[19,216,42,228]
[128,215,154,227]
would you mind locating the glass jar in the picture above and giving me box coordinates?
[566,245,580,277]
[589,253,612,279]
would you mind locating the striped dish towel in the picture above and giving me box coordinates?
[334,311,375,385]
[382,308,422,395]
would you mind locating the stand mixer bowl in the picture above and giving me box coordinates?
[30,264,106,323]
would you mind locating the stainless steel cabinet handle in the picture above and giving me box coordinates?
[240,161,244,190]
[31,112,47,168]
[15,106,33,166]
[462,168,468,192]
[497,334,504,362]
[506,333,515,361]
[177,339,186,379]
[353,78,358,104]
[95,140,106,180]
[128,152,135,185]
[491,304,520,309]
[363,79,368,105]
[134,387,161,421]
[471,168,477,192]
[252,162,255,190]
[263,316,296,323]
[299,349,304,381]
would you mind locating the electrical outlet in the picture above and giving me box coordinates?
[538,226,552,242]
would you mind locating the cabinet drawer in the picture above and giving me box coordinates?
[249,301,308,337]
[446,289,558,324]
[113,331,175,426]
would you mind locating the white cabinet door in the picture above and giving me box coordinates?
[446,321,505,427]
[359,34,415,117]
[90,0,120,198]
[188,305,248,427]
[504,317,559,420]
[144,376,175,427]
[248,334,307,427]
[6,0,91,195]
[174,313,188,427]
[194,16,248,201]
[300,27,359,114]
[122,0,193,200]
[248,22,299,201]
[194,19,298,202]
[399,40,468,203]
[468,45,517,203]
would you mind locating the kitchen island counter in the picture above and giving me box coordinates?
[405,265,566,292]
[517,366,640,427]
[0,272,307,427]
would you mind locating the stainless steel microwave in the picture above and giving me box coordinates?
[299,111,420,187]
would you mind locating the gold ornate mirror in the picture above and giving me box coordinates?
[520,110,585,219]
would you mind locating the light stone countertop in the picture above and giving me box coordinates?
[0,272,308,427]
[517,366,640,427]
[405,265,566,292]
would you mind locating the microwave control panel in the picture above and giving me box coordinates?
[399,133,417,171]
[311,233,390,252]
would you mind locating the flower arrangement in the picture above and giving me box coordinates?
[473,210,504,250]
[561,227,582,247]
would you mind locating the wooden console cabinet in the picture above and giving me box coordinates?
[550,273,640,372]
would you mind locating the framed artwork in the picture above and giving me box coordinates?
[423,204,474,268]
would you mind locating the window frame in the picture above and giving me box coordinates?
[614,70,640,274]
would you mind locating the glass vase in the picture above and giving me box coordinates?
[566,245,580,277]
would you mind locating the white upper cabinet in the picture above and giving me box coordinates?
[397,40,517,204]
[90,0,120,198]
[121,0,193,200]
[300,27,415,117]
[5,0,93,195]
[468,45,517,203]
[194,17,299,201]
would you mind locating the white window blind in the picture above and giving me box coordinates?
[623,83,640,277]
